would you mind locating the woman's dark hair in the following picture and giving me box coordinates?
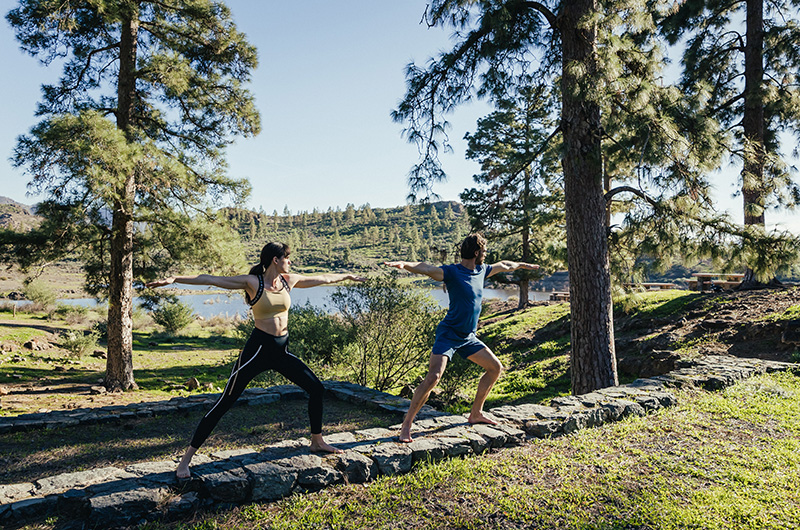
[460,233,487,261]
[248,242,291,276]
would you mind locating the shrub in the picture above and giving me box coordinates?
[330,275,443,391]
[151,300,195,333]
[288,302,351,363]
[51,303,90,325]
[61,329,100,358]
[24,280,57,310]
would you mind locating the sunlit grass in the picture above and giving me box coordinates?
[129,372,800,530]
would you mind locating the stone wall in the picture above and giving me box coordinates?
[1,355,795,529]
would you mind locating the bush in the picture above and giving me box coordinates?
[288,302,351,363]
[51,303,90,325]
[24,280,57,310]
[151,300,195,333]
[61,329,100,358]
[330,275,443,391]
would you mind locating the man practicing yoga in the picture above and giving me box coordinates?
[385,233,539,443]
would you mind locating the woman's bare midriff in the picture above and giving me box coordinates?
[254,315,289,336]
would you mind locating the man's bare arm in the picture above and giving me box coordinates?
[384,261,444,282]
[487,261,540,278]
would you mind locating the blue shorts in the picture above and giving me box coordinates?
[432,327,487,360]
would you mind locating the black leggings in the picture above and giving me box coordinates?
[189,328,324,449]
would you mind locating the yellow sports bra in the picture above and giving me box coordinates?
[247,274,291,320]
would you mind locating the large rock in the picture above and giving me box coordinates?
[88,487,167,527]
[335,451,377,484]
[369,444,413,476]
[34,467,136,496]
[245,461,297,502]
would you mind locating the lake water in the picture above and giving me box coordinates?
[57,285,553,319]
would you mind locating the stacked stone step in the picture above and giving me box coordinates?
[1,355,796,528]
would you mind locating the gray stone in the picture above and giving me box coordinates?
[438,436,473,457]
[88,487,167,527]
[369,443,413,476]
[163,491,200,519]
[34,467,136,496]
[9,495,57,522]
[525,420,562,438]
[245,461,296,501]
[355,427,395,441]
[196,465,251,502]
[326,432,358,445]
[470,424,508,448]
[487,423,526,445]
[461,430,491,454]
[633,395,661,411]
[247,393,281,406]
[0,482,35,504]
[57,488,90,519]
[562,413,589,434]
[210,447,258,460]
[125,461,178,485]
[335,451,377,483]
[600,400,628,421]
[649,390,678,408]
[407,438,448,464]
[278,454,342,490]
[617,399,647,418]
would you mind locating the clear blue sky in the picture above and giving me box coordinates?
[1,1,797,232]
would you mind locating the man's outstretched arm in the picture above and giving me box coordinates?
[487,261,539,277]
[384,261,444,282]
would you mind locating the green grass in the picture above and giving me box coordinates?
[480,304,571,346]
[126,371,800,530]
[758,303,800,322]
[614,289,699,319]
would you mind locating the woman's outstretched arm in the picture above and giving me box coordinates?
[287,273,367,289]
[145,274,255,291]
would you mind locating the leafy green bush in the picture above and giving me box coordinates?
[24,280,57,309]
[288,302,351,363]
[330,275,443,391]
[60,329,100,358]
[151,300,195,333]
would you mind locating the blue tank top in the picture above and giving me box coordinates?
[438,263,492,336]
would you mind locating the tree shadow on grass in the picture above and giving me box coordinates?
[0,398,399,485]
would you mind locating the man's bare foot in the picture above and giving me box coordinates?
[309,437,343,454]
[175,465,191,480]
[467,413,498,425]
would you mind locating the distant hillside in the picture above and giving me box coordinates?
[221,201,473,272]
[0,196,40,232]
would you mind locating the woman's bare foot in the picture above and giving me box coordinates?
[398,425,413,443]
[175,445,197,480]
[467,412,498,425]
[309,434,343,454]
[175,464,191,480]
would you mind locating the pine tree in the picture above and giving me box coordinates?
[660,0,800,285]
[392,0,724,394]
[462,86,564,307]
[5,0,259,391]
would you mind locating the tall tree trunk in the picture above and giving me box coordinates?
[105,13,139,391]
[519,195,531,309]
[560,0,618,395]
[741,0,766,286]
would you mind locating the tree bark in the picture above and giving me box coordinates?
[560,0,618,394]
[741,0,766,287]
[105,12,139,391]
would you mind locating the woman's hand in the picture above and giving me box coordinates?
[347,274,368,282]
[145,277,175,288]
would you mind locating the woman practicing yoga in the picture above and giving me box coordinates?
[146,242,365,479]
